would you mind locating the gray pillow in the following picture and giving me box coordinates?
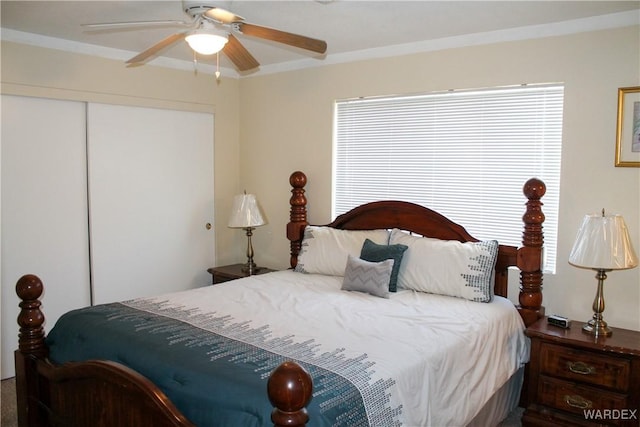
[360,239,408,292]
[341,254,394,299]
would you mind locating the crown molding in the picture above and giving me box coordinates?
[254,10,639,77]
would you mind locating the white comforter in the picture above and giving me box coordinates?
[140,270,529,427]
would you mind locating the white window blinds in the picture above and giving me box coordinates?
[334,84,563,272]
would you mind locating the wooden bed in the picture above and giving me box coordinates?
[15,170,546,427]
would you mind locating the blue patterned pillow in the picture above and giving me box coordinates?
[360,239,408,292]
[342,255,394,299]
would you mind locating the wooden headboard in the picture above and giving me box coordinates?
[285,171,546,327]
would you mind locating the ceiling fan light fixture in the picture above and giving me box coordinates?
[185,29,228,55]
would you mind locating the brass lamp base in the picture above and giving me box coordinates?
[242,226,260,276]
[242,262,261,275]
[582,268,613,337]
[582,318,612,337]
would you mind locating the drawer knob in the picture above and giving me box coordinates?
[564,394,593,410]
[567,361,595,375]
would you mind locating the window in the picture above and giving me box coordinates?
[334,84,563,272]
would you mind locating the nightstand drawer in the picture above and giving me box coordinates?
[540,343,630,391]
[538,376,628,422]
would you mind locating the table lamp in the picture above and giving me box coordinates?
[568,209,638,336]
[228,193,267,275]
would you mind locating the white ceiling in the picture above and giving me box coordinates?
[2,1,639,77]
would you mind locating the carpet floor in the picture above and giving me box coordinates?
[2,377,17,427]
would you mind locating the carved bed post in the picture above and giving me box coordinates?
[268,361,313,427]
[517,178,546,327]
[287,171,308,269]
[15,274,47,427]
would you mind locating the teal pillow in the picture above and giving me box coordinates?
[360,238,408,292]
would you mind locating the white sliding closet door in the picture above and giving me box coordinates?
[1,95,91,378]
[87,103,214,304]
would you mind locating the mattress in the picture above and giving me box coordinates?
[47,270,529,426]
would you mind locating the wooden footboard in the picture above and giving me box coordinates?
[15,275,313,427]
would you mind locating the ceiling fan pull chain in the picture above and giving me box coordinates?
[215,52,221,81]
[193,51,199,76]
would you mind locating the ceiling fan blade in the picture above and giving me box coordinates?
[203,8,244,24]
[236,23,327,54]
[82,20,190,30]
[223,34,260,71]
[126,32,187,66]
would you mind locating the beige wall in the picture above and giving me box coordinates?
[3,24,639,331]
[1,40,243,267]
[240,25,640,331]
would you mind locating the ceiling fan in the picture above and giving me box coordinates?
[82,0,328,72]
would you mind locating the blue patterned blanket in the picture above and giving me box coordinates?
[47,301,379,427]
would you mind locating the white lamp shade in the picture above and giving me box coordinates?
[569,213,638,270]
[228,194,267,228]
[185,31,228,55]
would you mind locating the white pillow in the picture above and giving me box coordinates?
[389,228,499,302]
[295,226,389,276]
[341,255,393,299]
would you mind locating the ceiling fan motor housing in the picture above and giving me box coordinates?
[183,0,218,17]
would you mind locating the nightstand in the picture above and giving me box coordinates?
[207,264,276,284]
[523,317,640,427]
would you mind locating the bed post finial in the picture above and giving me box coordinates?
[16,274,46,356]
[287,171,308,269]
[268,361,313,427]
[518,178,546,326]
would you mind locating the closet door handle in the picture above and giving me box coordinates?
[206,223,212,230]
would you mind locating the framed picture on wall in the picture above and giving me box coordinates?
[615,86,640,167]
